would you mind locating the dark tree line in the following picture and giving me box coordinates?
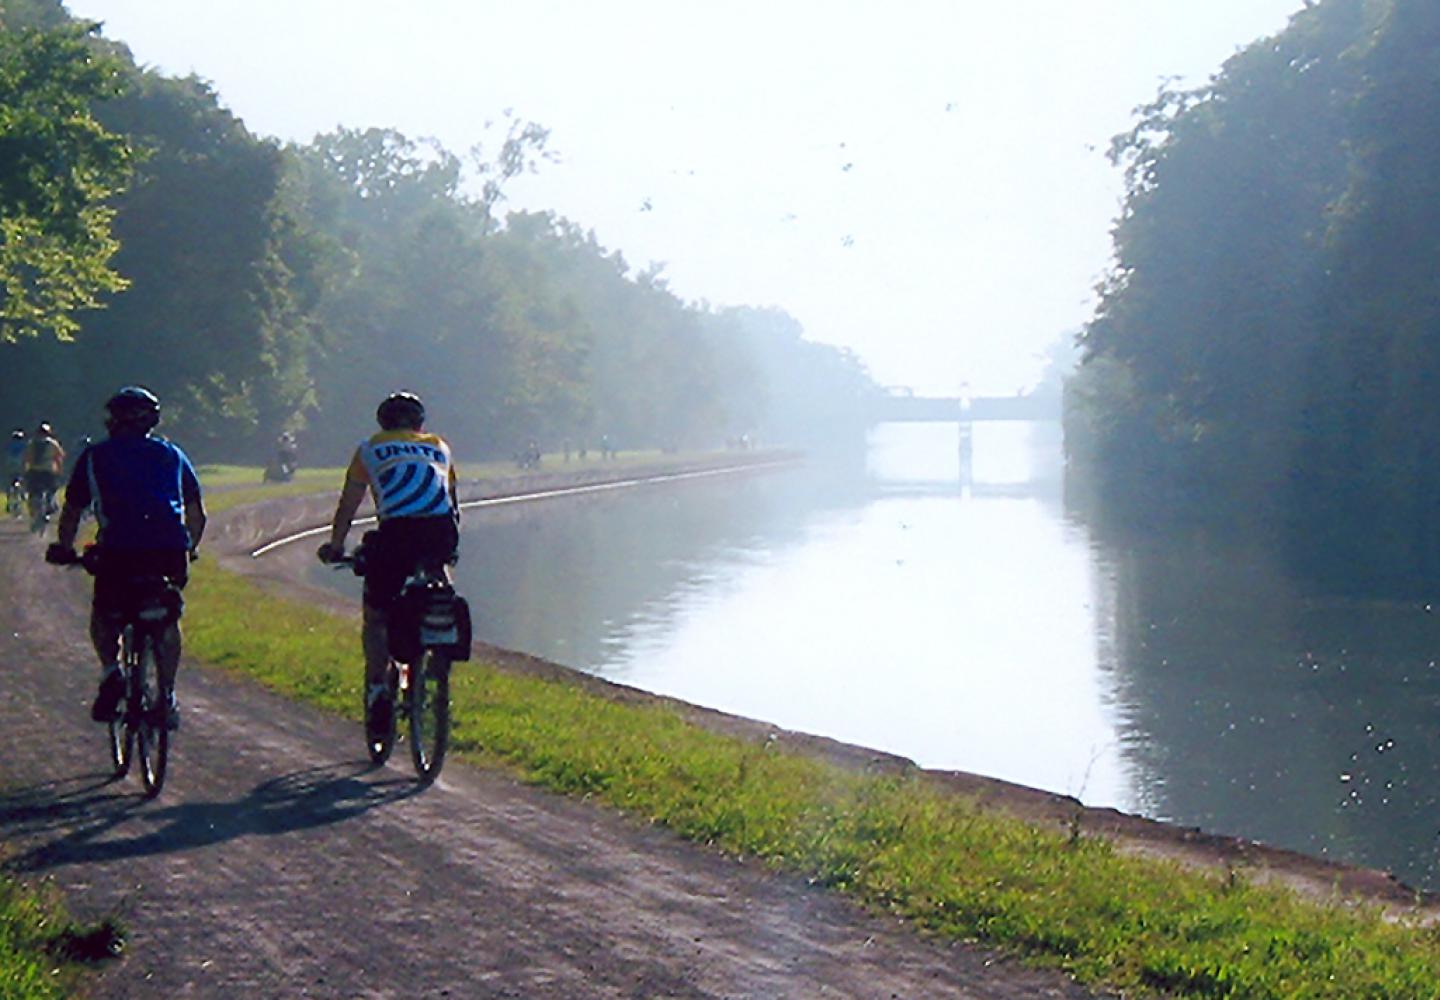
[1069,0,1440,594]
[0,0,879,465]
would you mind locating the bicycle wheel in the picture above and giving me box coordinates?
[108,712,132,778]
[110,633,136,779]
[365,663,398,766]
[133,637,168,798]
[408,648,450,783]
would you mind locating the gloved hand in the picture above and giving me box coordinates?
[44,543,76,565]
[316,541,345,564]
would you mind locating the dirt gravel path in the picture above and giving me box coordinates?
[0,511,1104,999]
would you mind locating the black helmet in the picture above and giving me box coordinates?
[35,421,52,436]
[105,385,161,432]
[376,391,425,430]
[10,428,22,439]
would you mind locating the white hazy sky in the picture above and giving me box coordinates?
[65,1,1304,395]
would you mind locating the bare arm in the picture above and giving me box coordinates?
[185,498,207,550]
[327,478,369,550]
[55,500,84,550]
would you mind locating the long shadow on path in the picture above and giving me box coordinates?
[1,761,420,874]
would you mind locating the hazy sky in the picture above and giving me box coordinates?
[65,1,1304,395]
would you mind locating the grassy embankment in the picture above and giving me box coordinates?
[9,455,1440,998]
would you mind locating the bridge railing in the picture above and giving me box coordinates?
[872,391,1059,423]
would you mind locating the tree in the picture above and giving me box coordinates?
[1074,0,1368,522]
[0,18,131,340]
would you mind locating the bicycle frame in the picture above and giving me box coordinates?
[333,548,467,783]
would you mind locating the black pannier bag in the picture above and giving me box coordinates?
[389,580,471,662]
[443,592,472,661]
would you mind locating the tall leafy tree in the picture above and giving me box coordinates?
[73,68,317,455]
[1074,0,1369,521]
[1071,0,1440,592]
[0,15,131,341]
[1291,0,1440,586]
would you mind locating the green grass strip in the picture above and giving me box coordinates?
[194,451,738,517]
[181,555,1440,999]
[0,881,64,1000]
[0,877,122,1000]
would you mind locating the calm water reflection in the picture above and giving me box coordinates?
[312,423,1440,889]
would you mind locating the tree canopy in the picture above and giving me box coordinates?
[1069,0,1440,594]
[0,15,131,340]
[0,0,879,465]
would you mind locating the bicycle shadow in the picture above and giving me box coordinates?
[1,761,423,874]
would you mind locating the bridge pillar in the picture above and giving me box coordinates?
[957,422,973,486]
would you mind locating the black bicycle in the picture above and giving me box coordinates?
[334,546,470,784]
[53,546,180,797]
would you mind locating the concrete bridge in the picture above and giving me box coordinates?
[873,387,1060,424]
[870,387,1061,489]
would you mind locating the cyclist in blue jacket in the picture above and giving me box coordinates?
[46,387,206,728]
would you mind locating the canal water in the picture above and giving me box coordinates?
[315,423,1440,890]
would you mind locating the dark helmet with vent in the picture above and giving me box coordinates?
[105,385,161,433]
[376,391,425,431]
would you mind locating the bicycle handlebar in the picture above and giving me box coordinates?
[47,543,198,574]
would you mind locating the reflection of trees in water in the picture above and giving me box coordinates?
[1099,527,1440,889]
[454,464,873,674]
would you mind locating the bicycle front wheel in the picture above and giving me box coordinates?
[408,649,450,783]
[134,640,168,798]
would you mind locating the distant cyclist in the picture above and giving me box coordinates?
[23,421,64,519]
[316,392,459,736]
[6,428,24,515]
[46,388,206,728]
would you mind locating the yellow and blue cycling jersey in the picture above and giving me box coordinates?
[346,429,456,520]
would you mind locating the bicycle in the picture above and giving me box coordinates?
[52,546,181,797]
[333,543,470,784]
[27,483,56,535]
[6,474,23,518]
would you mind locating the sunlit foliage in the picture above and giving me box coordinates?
[0,15,131,341]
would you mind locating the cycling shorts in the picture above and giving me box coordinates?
[92,548,190,621]
[362,516,458,612]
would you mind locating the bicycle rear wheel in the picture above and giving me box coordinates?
[365,664,398,766]
[133,638,168,798]
[108,714,132,778]
[408,648,450,783]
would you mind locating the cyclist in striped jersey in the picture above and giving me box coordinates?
[317,392,459,734]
